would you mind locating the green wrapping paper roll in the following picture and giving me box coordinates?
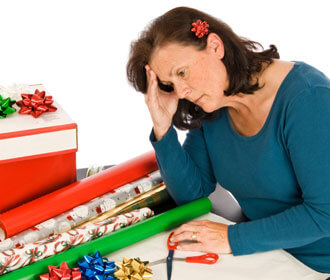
[1,198,212,280]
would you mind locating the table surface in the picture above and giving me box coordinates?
[77,167,329,279]
[105,213,330,280]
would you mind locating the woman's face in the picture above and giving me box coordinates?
[149,39,229,113]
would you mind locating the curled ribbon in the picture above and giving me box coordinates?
[16,89,57,118]
[78,251,117,280]
[0,94,16,119]
[114,256,153,280]
[39,262,81,280]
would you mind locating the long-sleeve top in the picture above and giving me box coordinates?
[150,61,330,273]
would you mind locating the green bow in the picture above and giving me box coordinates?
[0,94,16,119]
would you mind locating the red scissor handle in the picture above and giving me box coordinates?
[167,232,178,250]
[186,253,219,264]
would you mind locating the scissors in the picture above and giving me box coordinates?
[149,232,219,280]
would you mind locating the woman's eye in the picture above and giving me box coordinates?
[178,70,185,77]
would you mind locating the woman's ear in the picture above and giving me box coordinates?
[206,32,225,59]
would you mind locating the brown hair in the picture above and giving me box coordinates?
[126,6,280,130]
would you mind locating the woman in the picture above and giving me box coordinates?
[126,7,330,273]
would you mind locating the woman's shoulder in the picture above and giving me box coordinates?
[281,62,330,122]
[277,61,330,109]
[278,62,330,144]
[289,61,330,90]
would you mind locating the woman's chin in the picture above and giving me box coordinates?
[201,104,217,113]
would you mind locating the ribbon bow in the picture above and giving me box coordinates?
[0,94,16,119]
[114,256,153,280]
[16,89,57,118]
[191,19,209,38]
[78,251,117,280]
[39,262,81,280]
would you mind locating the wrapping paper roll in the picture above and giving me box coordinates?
[0,198,212,280]
[117,185,169,214]
[0,151,157,239]
[78,183,167,227]
[0,208,153,276]
[0,171,162,252]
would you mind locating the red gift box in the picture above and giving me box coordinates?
[0,85,78,214]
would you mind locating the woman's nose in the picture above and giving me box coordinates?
[176,84,191,99]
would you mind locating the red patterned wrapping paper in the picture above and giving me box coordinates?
[0,207,153,275]
[0,150,157,239]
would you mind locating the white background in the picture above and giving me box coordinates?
[0,0,329,168]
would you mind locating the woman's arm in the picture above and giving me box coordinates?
[150,124,217,205]
[145,64,217,204]
[228,86,330,255]
[171,85,330,258]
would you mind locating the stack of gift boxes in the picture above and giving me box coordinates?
[0,84,166,279]
[0,84,78,215]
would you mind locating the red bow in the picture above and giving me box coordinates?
[39,262,81,280]
[191,19,209,38]
[16,89,57,118]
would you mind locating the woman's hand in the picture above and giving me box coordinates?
[171,220,232,254]
[144,64,179,140]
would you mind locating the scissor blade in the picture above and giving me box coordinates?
[149,259,166,266]
[172,257,187,262]
[167,250,174,280]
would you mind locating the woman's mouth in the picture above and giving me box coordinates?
[194,95,203,104]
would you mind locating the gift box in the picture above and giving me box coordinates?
[0,84,78,213]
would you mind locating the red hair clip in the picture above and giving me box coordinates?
[191,19,209,38]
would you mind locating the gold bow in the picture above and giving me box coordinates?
[114,257,153,280]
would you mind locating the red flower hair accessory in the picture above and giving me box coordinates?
[191,19,209,38]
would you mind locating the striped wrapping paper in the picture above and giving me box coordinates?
[0,207,153,275]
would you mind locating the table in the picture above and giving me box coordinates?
[77,167,329,279]
[106,213,330,280]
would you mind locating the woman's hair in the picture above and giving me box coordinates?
[126,6,280,130]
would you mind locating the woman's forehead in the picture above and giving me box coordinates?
[150,43,198,76]
[151,43,196,64]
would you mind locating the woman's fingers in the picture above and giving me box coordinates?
[172,224,204,242]
[174,224,204,235]
[177,242,205,252]
[143,64,178,140]
[170,220,232,254]
[145,64,157,90]
[172,230,202,243]
[144,65,158,105]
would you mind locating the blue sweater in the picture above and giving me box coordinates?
[150,61,330,273]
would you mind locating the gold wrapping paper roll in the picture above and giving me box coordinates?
[76,183,167,228]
